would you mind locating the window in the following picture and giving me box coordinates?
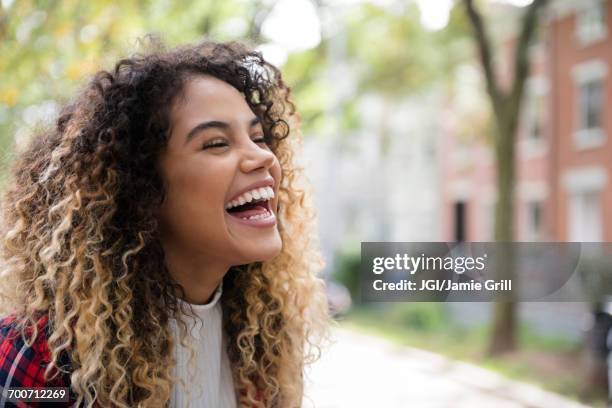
[572,60,607,149]
[521,78,549,158]
[454,201,467,242]
[577,0,607,45]
[579,79,603,131]
[527,92,546,141]
[576,78,604,148]
[568,191,602,241]
[562,167,607,241]
[526,201,544,241]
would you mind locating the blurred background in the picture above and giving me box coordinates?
[1,0,611,406]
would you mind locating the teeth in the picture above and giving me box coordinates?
[240,209,273,220]
[225,186,275,210]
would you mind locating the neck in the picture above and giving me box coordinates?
[161,241,229,305]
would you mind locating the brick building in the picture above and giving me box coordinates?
[440,0,612,242]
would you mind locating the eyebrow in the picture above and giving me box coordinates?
[184,117,262,144]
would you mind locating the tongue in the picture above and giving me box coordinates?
[227,202,268,218]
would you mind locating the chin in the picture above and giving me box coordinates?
[237,238,282,265]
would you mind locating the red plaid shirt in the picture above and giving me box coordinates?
[0,313,77,407]
[0,313,267,407]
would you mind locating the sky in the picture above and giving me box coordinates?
[258,0,321,66]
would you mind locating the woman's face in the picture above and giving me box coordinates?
[156,74,282,268]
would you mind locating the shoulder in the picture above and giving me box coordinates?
[0,313,69,389]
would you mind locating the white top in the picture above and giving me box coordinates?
[168,282,238,408]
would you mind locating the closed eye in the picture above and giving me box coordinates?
[202,140,228,149]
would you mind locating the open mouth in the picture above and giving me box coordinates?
[224,187,275,222]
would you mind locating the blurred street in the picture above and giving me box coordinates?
[303,326,590,408]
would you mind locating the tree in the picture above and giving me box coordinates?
[461,0,548,355]
[0,0,289,166]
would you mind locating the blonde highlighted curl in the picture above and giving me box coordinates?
[0,38,332,407]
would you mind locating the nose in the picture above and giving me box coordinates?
[239,140,276,174]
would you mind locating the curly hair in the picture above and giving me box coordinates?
[0,38,331,407]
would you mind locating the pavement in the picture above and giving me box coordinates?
[303,326,592,408]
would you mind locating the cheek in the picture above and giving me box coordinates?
[161,163,228,223]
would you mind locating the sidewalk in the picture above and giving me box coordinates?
[303,326,591,408]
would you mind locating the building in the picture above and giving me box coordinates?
[440,0,612,242]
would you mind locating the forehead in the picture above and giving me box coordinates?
[169,74,255,129]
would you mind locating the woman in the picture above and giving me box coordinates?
[0,39,331,407]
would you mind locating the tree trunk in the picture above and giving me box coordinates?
[462,0,548,356]
[488,114,518,355]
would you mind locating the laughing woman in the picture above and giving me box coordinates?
[0,40,330,407]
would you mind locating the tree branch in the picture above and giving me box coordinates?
[508,0,549,120]
[246,0,278,44]
[462,0,502,119]
[0,5,7,43]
